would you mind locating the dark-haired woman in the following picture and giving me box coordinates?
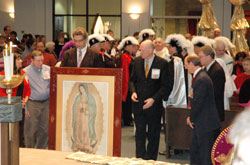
[0,53,31,147]
[22,37,36,61]
[232,51,247,77]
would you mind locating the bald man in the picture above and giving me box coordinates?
[153,37,170,60]
[215,40,234,74]
[185,33,192,41]
[129,40,172,160]
[213,28,221,38]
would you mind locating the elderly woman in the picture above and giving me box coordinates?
[45,41,57,60]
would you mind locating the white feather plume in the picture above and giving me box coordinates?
[138,29,155,42]
[208,38,216,48]
[191,36,212,47]
[117,36,139,50]
[88,34,105,46]
[102,34,114,41]
[165,33,187,49]
[185,40,195,55]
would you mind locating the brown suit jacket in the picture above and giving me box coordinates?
[60,47,104,67]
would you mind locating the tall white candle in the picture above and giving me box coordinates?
[9,42,12,54]
[3,45,11,81]
[9,42,13,76]
[4,44,7,56]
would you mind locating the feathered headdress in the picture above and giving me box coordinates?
[88,34,105,47]
[102,34,115,41]
[138,29,155,42]
[191,36,212,47]
[165,34,187,49]
[184,39,195,55]
[117,36,139,50]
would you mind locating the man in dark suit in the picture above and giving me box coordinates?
[185,54,220,165]
[198,46,226,121]
[129,40,172,160]
[60,27,104,67]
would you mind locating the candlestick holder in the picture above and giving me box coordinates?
[0,74,24,104]
[0,42,23,165]
[0,74,24,165]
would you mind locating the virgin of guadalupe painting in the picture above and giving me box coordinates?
[72,83,98,152]
[49,67,122,156]
[62,82,106,154]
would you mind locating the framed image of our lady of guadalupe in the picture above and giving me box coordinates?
[48,67,122,157]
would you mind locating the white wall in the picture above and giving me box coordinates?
[0,0,233,41]
[14,0,53,41]
[0,0,15,35]
[122,0,150,38]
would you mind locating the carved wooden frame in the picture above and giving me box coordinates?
[48,67,122,156]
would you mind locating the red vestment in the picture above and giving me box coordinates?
[121,53,132,102]
[0,69,31,98]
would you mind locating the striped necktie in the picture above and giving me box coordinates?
[78,50,82,67]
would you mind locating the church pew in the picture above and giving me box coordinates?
[164,106,242,158]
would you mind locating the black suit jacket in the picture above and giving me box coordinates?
[190,69,220,133]
[60,47,104,67]
[129,55,173,114]
[207,61,226,121]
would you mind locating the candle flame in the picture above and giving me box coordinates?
[5,44,8,49]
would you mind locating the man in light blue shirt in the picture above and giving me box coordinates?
[23,50,50,148]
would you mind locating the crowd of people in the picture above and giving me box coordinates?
[0,25,250,164]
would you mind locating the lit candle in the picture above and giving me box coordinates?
[9,42,12,54]
[4,44,8,56]
[3,44,11,81]
[9,42,14,76]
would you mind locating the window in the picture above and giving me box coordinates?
[53,0,121,40]
[150,0,202,38]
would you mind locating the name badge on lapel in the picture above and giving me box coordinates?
[151,68,160,79]
[43,70,50,80]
